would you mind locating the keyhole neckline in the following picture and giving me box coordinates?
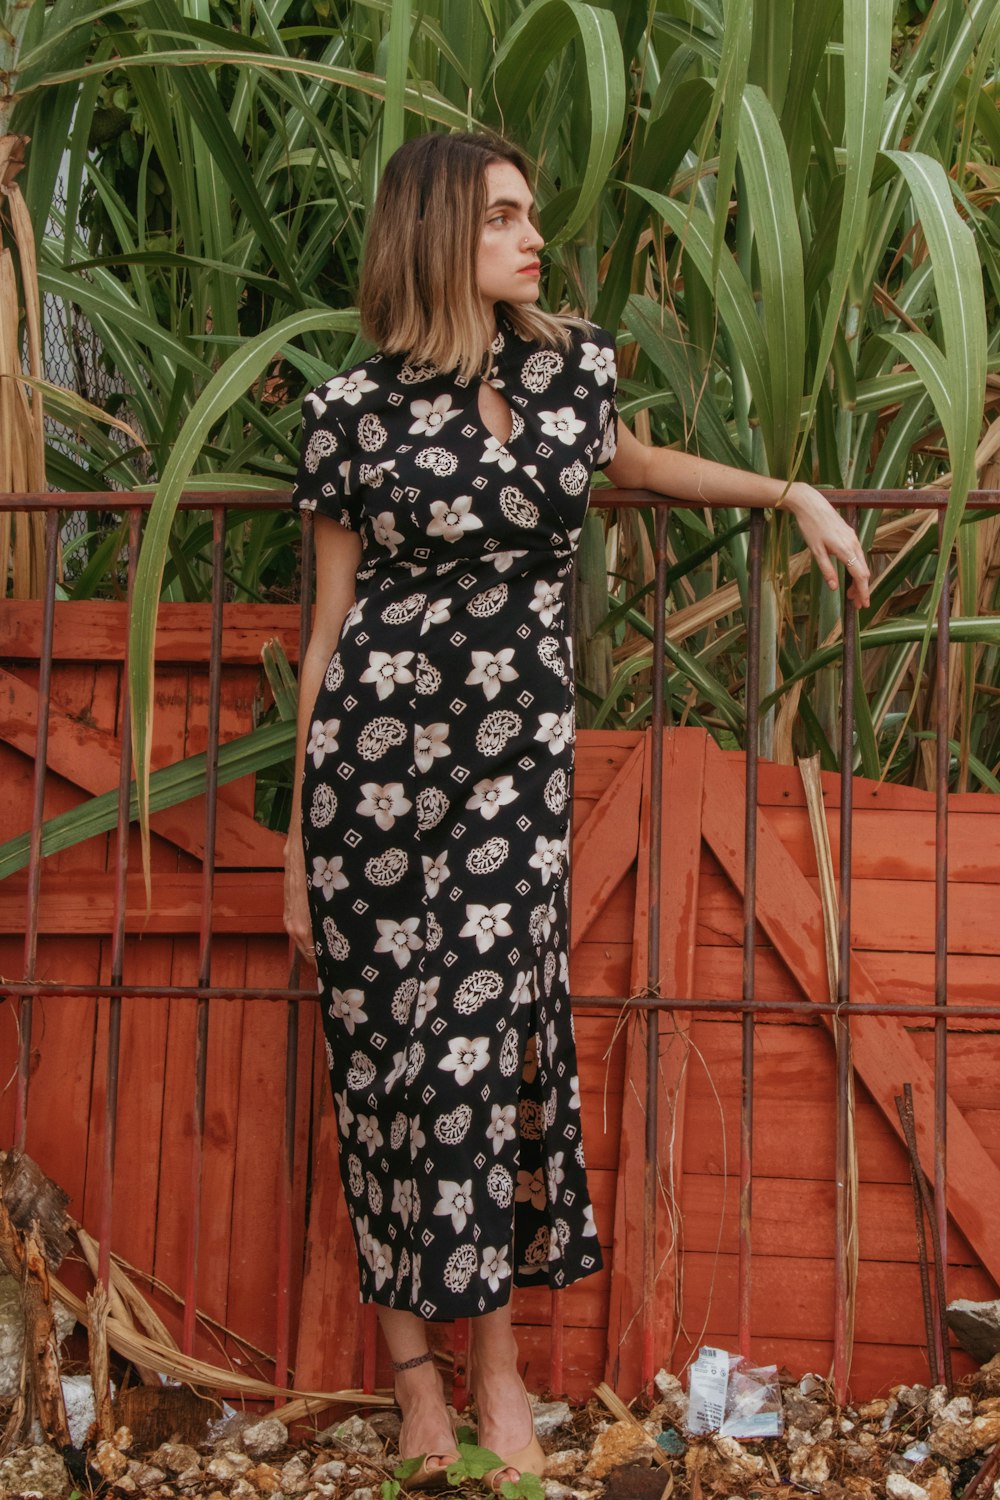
[476,378,514,448]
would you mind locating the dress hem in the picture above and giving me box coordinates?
[355,1251,604,1321]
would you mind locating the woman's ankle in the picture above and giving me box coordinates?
[470,1338,519,1380]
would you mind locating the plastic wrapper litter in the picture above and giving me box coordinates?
[686,1347,783,1439]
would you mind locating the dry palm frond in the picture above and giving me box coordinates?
[51,1270,391,1417]
[799,756,859,1384]
[0,132,51,600]
[54,1225,392,1422]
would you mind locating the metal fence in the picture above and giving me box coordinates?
[1,485,996,1409]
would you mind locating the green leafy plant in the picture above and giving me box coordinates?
[393,1440,545,1498]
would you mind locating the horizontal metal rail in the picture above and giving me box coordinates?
[2,486,1000,511]
[0,980,998,1022]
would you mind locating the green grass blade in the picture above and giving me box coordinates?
[710,0,752,279]
[737,85,805,475]
[0,721,294,882]
[627,184,774,458]
[793,0,894,480]
[128,308,358,903]
[381,0,413,173]
[623,294,747,468]
[882,150,988,576]
[488,0,626,245]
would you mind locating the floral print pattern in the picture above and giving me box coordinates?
[291,312,617,1317]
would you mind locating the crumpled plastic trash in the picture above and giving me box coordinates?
[720,1357,784,1439]
[686,1347,728,1435]
[685,1346,783,1439]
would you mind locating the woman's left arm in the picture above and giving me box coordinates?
[604,422,872,609]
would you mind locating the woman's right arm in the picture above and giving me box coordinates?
[283,515,363,960]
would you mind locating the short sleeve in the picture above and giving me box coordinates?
[290,387,361,532]
[580,324,618,471]
[595,389,619,470]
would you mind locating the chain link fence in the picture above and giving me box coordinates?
[41,177,150,579]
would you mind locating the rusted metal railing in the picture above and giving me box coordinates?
[2,484,997,1407]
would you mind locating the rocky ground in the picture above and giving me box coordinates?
[3,1358,1000,1500]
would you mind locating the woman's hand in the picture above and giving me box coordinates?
[606,428,872,607]
[781,481,872,608]
[283,836,316,962]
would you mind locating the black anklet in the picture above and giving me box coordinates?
[391,1350,436,1372]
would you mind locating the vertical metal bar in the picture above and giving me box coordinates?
[452,1317,469,1414]
[182,505,226,1355]
[277,509,316,1396]
[896,1088,939,1387]
[17,508,60,1149]
[550,1289,565,1397]
[959,1438,1000,1500]
[98,509,141,1293]
[833,508,857,1405]
[933,570,950,1384]
[899,1082,952,1390]
[362,1302,377,1394]
[643,504,669,1390]
[738,509,763,1359]
[273,998,298,1402]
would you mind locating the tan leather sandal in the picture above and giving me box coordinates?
[470,1361,547,1493]
[393,1350,460,1492]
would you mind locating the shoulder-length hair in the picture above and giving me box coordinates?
[358,131,573,380]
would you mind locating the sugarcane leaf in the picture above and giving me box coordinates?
[737,85,805,475]
[0,722,295,882]
[488,0,626,245]
[128,309,357,906]
[627,185,774,458]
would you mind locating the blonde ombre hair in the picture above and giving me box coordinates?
[358,132,573,380]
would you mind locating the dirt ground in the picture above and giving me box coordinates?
[2,1357,1000,1500]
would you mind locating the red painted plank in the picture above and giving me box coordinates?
[761,803,1000,885]
[695,867,1000,957]
[747,756,997,816]
[680,1174,981,1266]
[1,601,303,665]
[678,1250,995,1346]
[606,730,707,1396]
[699,738,1000,1291]
[516,1322,606,1401]
[0,665,281,868]
[86,944,173,1285]
[225,958,297,1369]
[293,1087,365,1392]
[570,738,644,949]
[694,943,1000,1020]
[0,870,284,933]
[570,941,633,997]
[22,962,99,1211]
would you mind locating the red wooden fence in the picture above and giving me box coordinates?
[3,597,999,1402]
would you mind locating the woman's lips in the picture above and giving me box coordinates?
[518,262,541,275]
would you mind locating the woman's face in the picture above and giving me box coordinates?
[476,160,545,312]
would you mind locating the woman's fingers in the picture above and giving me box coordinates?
[282,855,316,961]
[840,538,872,608]
[791,485,872,607]
[283,915,315,962]
[811,540,838,591]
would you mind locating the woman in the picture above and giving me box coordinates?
[283,131,870,1489]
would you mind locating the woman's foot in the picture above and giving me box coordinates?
[394,1354,460,1488]
[471,1346,546,1489]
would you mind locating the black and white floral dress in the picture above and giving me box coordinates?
[291,311,617,1318]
